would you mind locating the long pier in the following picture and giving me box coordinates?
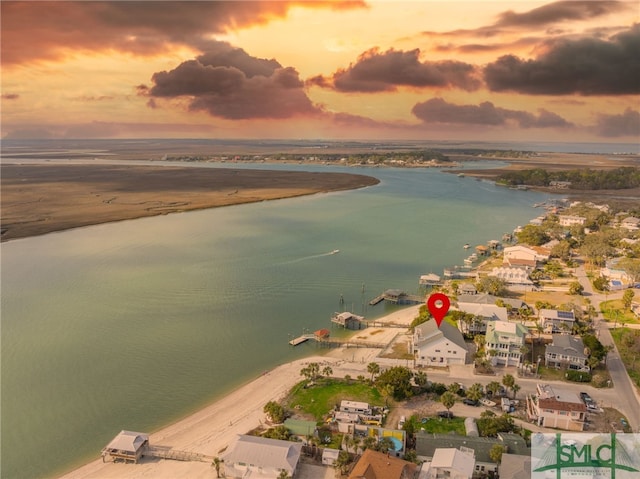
[288,335,387,349]
[145,446,213,463]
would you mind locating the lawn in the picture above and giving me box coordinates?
[600,300,639,325]
[412,415,466,435]
[286,379,383,421]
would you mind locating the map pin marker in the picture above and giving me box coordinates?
[427,292,450,328]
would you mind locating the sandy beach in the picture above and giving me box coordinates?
[59,305,421,479]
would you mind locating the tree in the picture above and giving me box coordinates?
[551,240,571,261]
[466,383,484,402]
[300,362,320,381]
[583,334,606,362]
[334,450,351,475]
[512,384,521,399]
[618,258,640,284]
[592,276,609,292]
[377,437,395,453]
[440,391,456,415]
[322,365,333,378]
[278,470,291,479]
[476,276,507,296]
[263,401,286,424]
[623,289,635,310]
[490,444,506,464]
[375,366,414,400]
[502,374,516,396]
[516,224,550,246]
[212,457,222,478]
[362,436,377,451]
[414,371,428,390]
[367,362,380,382]
[486,381,502,397]
[569,281,584,295]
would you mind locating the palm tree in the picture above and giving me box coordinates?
[322,365,333,378]
[440,391,456,416]
[212,457,222,478]
[512,383,521,400]
[486,381,502,397]
[278,470,291,479]
[367,362,380,382]
[466,383,484,402]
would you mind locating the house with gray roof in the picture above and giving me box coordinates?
[455,301,508,334]
[415,432,529,478]
[223,435,302,479]
[545,335,590,372]
[412,319,468,367]
[539,309,575,334]
[499,454,531,479]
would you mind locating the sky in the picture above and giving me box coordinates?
[1,0,639,143]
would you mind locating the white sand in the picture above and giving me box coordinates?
[59,305,422,478]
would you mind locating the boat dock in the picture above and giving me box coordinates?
[289,334,315,346]
[369,289,423,306]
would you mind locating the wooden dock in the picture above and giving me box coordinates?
[289,334,314,346]
[145,446,213,463]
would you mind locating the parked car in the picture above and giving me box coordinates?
[463,398,478,406]
[437,411,454,419]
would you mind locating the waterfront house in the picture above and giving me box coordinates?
[348,449,417,479]
[458,283,478,295]
[412,319,468,367]
[539,309,575,334]
[331,311,365,330]
[489,266,533,286]
[502,245,549,269]
[101,430,149,464]
[223,435,302,479]
[421,447,475,479]
[485,320,528,367]
[558,215,586,227]
[526,384,586,431]
[419,273,441,286]
[544,335,590,372]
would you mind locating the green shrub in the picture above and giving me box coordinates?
[566,370,592,382]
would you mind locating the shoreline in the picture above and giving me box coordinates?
[59,305,422,479]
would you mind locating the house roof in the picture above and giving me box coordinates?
[414,319,468,352]
[536,384,585,412]
[499,454,532,479]
[430,448,475,476]
[416,432,529,463]
[103,430,149,454]
[456,302,508,321]
[539,309,575,322]
[223,435,302,471]
[545,335,587,359]
[348,449,417,479]
[485,320,528,343]
[457,293,526,310]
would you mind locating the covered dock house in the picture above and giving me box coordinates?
[102,430,149,463]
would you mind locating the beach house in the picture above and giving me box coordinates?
[485,320,528,367]
[412,319,468,367]
[421,447,475,479]
[526,384,587,431]
[544,335,590,372]
[455,300,508,334]
[101,430,149,464]
[502,245,549,269]
[223,435,302,479]
[539,309,575,334]
[348,449,417,479]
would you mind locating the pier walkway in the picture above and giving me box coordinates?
[144,446,213,463]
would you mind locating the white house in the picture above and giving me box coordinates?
[489,266,533,286]
[223,435,302,479]
[503,245,550,268]
[485,320,528,367]
[412,320,468,367]
[422,448,475,479]
[558,215,586,227]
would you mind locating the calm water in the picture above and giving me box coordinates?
[1,163,550,478]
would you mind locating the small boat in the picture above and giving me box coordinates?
[480,398,496,407]
[330,249,340,254]
[463,244,470,249]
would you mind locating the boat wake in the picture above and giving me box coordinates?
[277,250,340,265]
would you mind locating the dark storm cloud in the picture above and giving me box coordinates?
[412,98,573,129]
[1,93,19,100]
[313,48,481,92]
[496,1,628,28]
[148,42,319,120]
[595,108,640,137]
[484,25,640,95]
[0,1,365,65]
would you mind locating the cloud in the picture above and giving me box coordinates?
[1,1,365,65]
[148,42,319,119]
[1,93,19,100]
[311,48,481,92]
[594,108,640,137]
[411,98,573,129]
[495,1,628,28]
[484,25,640,95]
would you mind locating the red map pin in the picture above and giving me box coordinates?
[427,292,450,327]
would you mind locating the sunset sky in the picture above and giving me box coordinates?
[2,0,639,143]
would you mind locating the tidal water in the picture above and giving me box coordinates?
[1,163,550,478]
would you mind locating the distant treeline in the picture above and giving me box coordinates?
[497,167,640,190]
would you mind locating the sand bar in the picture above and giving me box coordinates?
[0,162,379,241]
